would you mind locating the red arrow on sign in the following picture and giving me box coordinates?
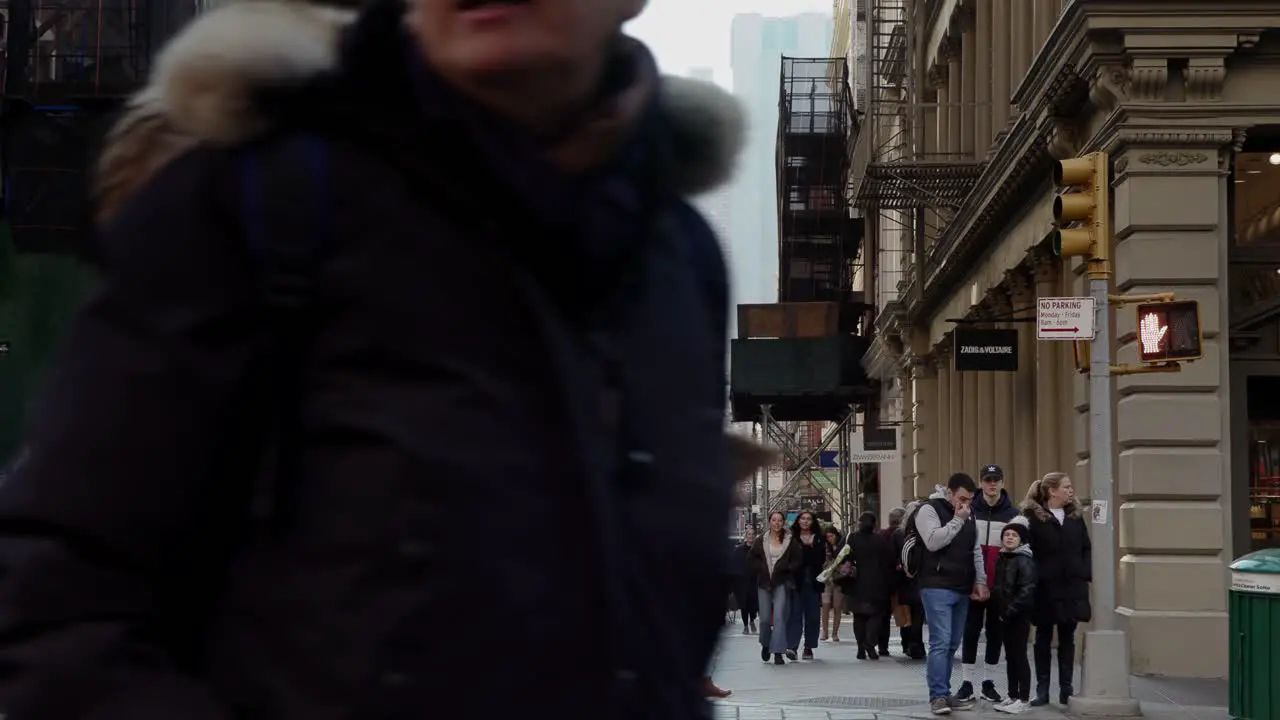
[1042,327,1080,333]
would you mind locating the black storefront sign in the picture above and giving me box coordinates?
[864,427,896,451]
[954,328,1019,372]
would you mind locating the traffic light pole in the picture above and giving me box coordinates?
[1068,265,1141,718]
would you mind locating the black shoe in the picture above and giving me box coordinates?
[981,680,1002,703]
[866,647,879,660]
[802,648,814,660]
[760,647,770,662]
[784,649,798,662]
[1060,686,1074,705]
[955,681,974,701]
[856,649,867,660]
[1030,678,1050,706]
[773,653,785,665]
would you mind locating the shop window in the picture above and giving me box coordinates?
[1233,152,1280,246]
[1247,376,1280,551]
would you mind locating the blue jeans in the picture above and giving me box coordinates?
[920,588,971,701]
[757,586,790,654]
[787,581,821,651]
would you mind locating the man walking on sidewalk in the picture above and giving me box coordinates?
[957,464,1018,704]
[915,473,987,715]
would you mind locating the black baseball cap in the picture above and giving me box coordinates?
[980,464,1004,480]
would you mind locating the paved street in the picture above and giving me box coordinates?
[709,622,1230,720]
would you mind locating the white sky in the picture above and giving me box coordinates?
[626,0,835,87]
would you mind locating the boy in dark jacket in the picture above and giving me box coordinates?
[993,520,1037,714]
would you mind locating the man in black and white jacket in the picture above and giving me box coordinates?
[914,473,987,716]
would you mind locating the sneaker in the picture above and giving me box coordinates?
[946,694,975,711]
[930,698,952,715]
[785,649,798,661]
[750,620,758,633]
[981,680,1003,703]
[773,653,785,665]
[996,700,1028,714]
[802,648,814,660]
[760,647,770,662]
[742,625,750,635]
[955,681,974,701]
[992,697,1013,709]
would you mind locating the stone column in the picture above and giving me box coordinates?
[991,0,1011,132]
[973,0,992,153]
[1010,0,1030,81]
[962,355,979,475]
[960,17,976,158]
[948,336,964,474]
[1032,252,1061,478]
[1112,138,1231,677]
[987,288,1015,478]
[912,357,938,498]
[935,78,951,159]
[898,363,915,508]
[1031,0,1055,59]
[935,343,953,488]
[1007,268,1037,499]
[947,44,961,156]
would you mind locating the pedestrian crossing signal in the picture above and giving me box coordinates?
[1136,300,1202,363]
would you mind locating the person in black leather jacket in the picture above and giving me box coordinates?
[994,521,1037,713]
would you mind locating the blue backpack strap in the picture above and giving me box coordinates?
[238,134,334,529]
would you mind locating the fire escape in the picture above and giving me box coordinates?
[848,0,984,321]
[730,56,873,528]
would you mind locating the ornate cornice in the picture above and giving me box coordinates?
[1128,57,1168,102]
[1005,267,1035,303]
[1048,117,1080,160]
[1184,57,1227,102]
[986,285,1013,317]
[1031,249,1059,285]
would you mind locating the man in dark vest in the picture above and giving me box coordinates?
[914,473,987,715]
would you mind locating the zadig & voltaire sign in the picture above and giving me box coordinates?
[953,328,1019,372]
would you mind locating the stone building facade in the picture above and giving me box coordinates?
[848,0,1280,678]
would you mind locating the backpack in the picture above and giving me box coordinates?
[900,509,924,579]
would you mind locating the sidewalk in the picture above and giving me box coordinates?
[709,624,1229,720]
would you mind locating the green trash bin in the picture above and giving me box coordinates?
[1229,549,1280,720]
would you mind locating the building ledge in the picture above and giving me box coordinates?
[854,160,985,210]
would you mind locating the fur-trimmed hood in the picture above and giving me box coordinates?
[1020,497,1082,522]
[94,0,746,224]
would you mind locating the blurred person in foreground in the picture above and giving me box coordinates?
[0,0,748,718]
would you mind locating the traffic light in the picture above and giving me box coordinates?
[1052,152,1110,260]
[1136,300,1203,363]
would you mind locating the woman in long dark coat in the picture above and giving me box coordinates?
[732,529,759,633]
[1017,472,1092,707]
[837,512,895,660]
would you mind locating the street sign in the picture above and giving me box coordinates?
[1037,296,1096,340]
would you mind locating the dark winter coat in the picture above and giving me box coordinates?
[973,490,1019,584]
[840,530,895,615]
[792,532,827,591]
[748,534,804,590]
[993,544,1037,621]
[1020,501,1093,626]
[0,1,746,719]
[732,541,759,614]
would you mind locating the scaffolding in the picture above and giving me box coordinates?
[776,56,862,305]
[848,0,985,289]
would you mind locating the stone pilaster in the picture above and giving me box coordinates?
[1109,130,1232,676]
[912,356,938,499]
[991,0,1011,132]
[988,288,1016,479]
[1007,268,1037,500]
[961,339,979,476]
[1032,251,1061,479]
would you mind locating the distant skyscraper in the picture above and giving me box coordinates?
[728,13,833,308]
